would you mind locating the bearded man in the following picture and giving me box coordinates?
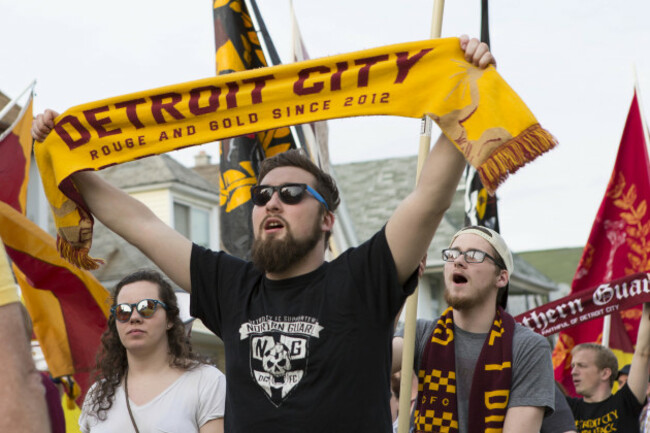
[393,226,555,433]
[33,35,495,433]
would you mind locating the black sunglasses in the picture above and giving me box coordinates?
[110,299,168,323]
[251,183,329,210]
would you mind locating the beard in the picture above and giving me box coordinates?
[251,216,322,274]
[443,284,492,311]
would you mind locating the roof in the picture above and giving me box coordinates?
[192,163,221,188]
[99,153,218,194]
[334,155,557,293]
[89,219,161,287]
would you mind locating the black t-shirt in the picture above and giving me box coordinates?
[566,383,645,433]
[190,228,417,433]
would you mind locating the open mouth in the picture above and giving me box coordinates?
[263,217,286,232]
[453,273,468,284]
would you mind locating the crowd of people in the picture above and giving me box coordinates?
[0,35,646,433]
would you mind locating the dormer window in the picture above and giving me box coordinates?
[174,202,210,248]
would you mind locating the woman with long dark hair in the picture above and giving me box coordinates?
[79,270,225,432]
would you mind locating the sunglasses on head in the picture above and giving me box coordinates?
[110,299,168,323]
[251,183,329,210]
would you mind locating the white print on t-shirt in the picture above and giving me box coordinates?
[239,315,323,407]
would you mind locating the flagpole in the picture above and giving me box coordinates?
[397,2,444,432]
[0,80,35,125]
[601,314,611,347]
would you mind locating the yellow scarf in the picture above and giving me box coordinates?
[35,37,556,269]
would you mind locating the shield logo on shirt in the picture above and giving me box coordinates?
[240,316,323,407]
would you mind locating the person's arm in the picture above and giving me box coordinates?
[0,249,50,433]
[385,36,495,284]
[503,406,544,433]
[32,110,193,292]
[199,418,224,433]
[626,302,650,403]
[392,336,404,374]
[72,171,193,291]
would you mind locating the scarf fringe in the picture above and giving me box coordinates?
[477,124,558,194]
[57,236,104,270]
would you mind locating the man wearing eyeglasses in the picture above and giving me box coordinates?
[34,36,494,433]
[393,226,555,433]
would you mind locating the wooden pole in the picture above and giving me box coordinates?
[397,2,444,432]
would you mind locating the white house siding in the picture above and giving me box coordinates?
[131,189,173,226]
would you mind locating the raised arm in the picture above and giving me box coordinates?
[32,110,193,292]
[626,302,650,403]
[386,36,495,284]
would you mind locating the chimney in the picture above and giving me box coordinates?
[194,150,212,167]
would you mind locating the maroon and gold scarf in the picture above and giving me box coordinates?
[415,306,514,432]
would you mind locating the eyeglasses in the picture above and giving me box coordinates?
[110,299,168,323]
[441,248,505,269]
[251,183,329,210]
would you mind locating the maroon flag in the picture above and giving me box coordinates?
[553,89,650,396]
[0,90,110,404]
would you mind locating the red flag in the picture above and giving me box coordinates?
[553,89,649,395]
[0,91,110,404]
[0,202,110,404]
[0,97,33,213]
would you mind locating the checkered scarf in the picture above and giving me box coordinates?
[415,306,514,432]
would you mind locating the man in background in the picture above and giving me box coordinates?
[568,325,650,433]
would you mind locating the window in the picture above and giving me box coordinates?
[174,202,210,247]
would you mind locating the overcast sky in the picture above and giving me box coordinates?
[2,0,650,252]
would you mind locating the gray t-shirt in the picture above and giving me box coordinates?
[398,318,555,433]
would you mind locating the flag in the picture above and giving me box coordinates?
[289,0,330,172]
[0,94,33,213]
[0,202,110,404]
[464,0,499,231]
[553,89,649,396]
[0,89,110,404]
[464,164,500,231]
[213,0,297,259]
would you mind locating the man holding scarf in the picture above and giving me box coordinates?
[33,35,498,433]
[394,226,555,432]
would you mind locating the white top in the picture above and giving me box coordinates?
[80,364,226,433]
